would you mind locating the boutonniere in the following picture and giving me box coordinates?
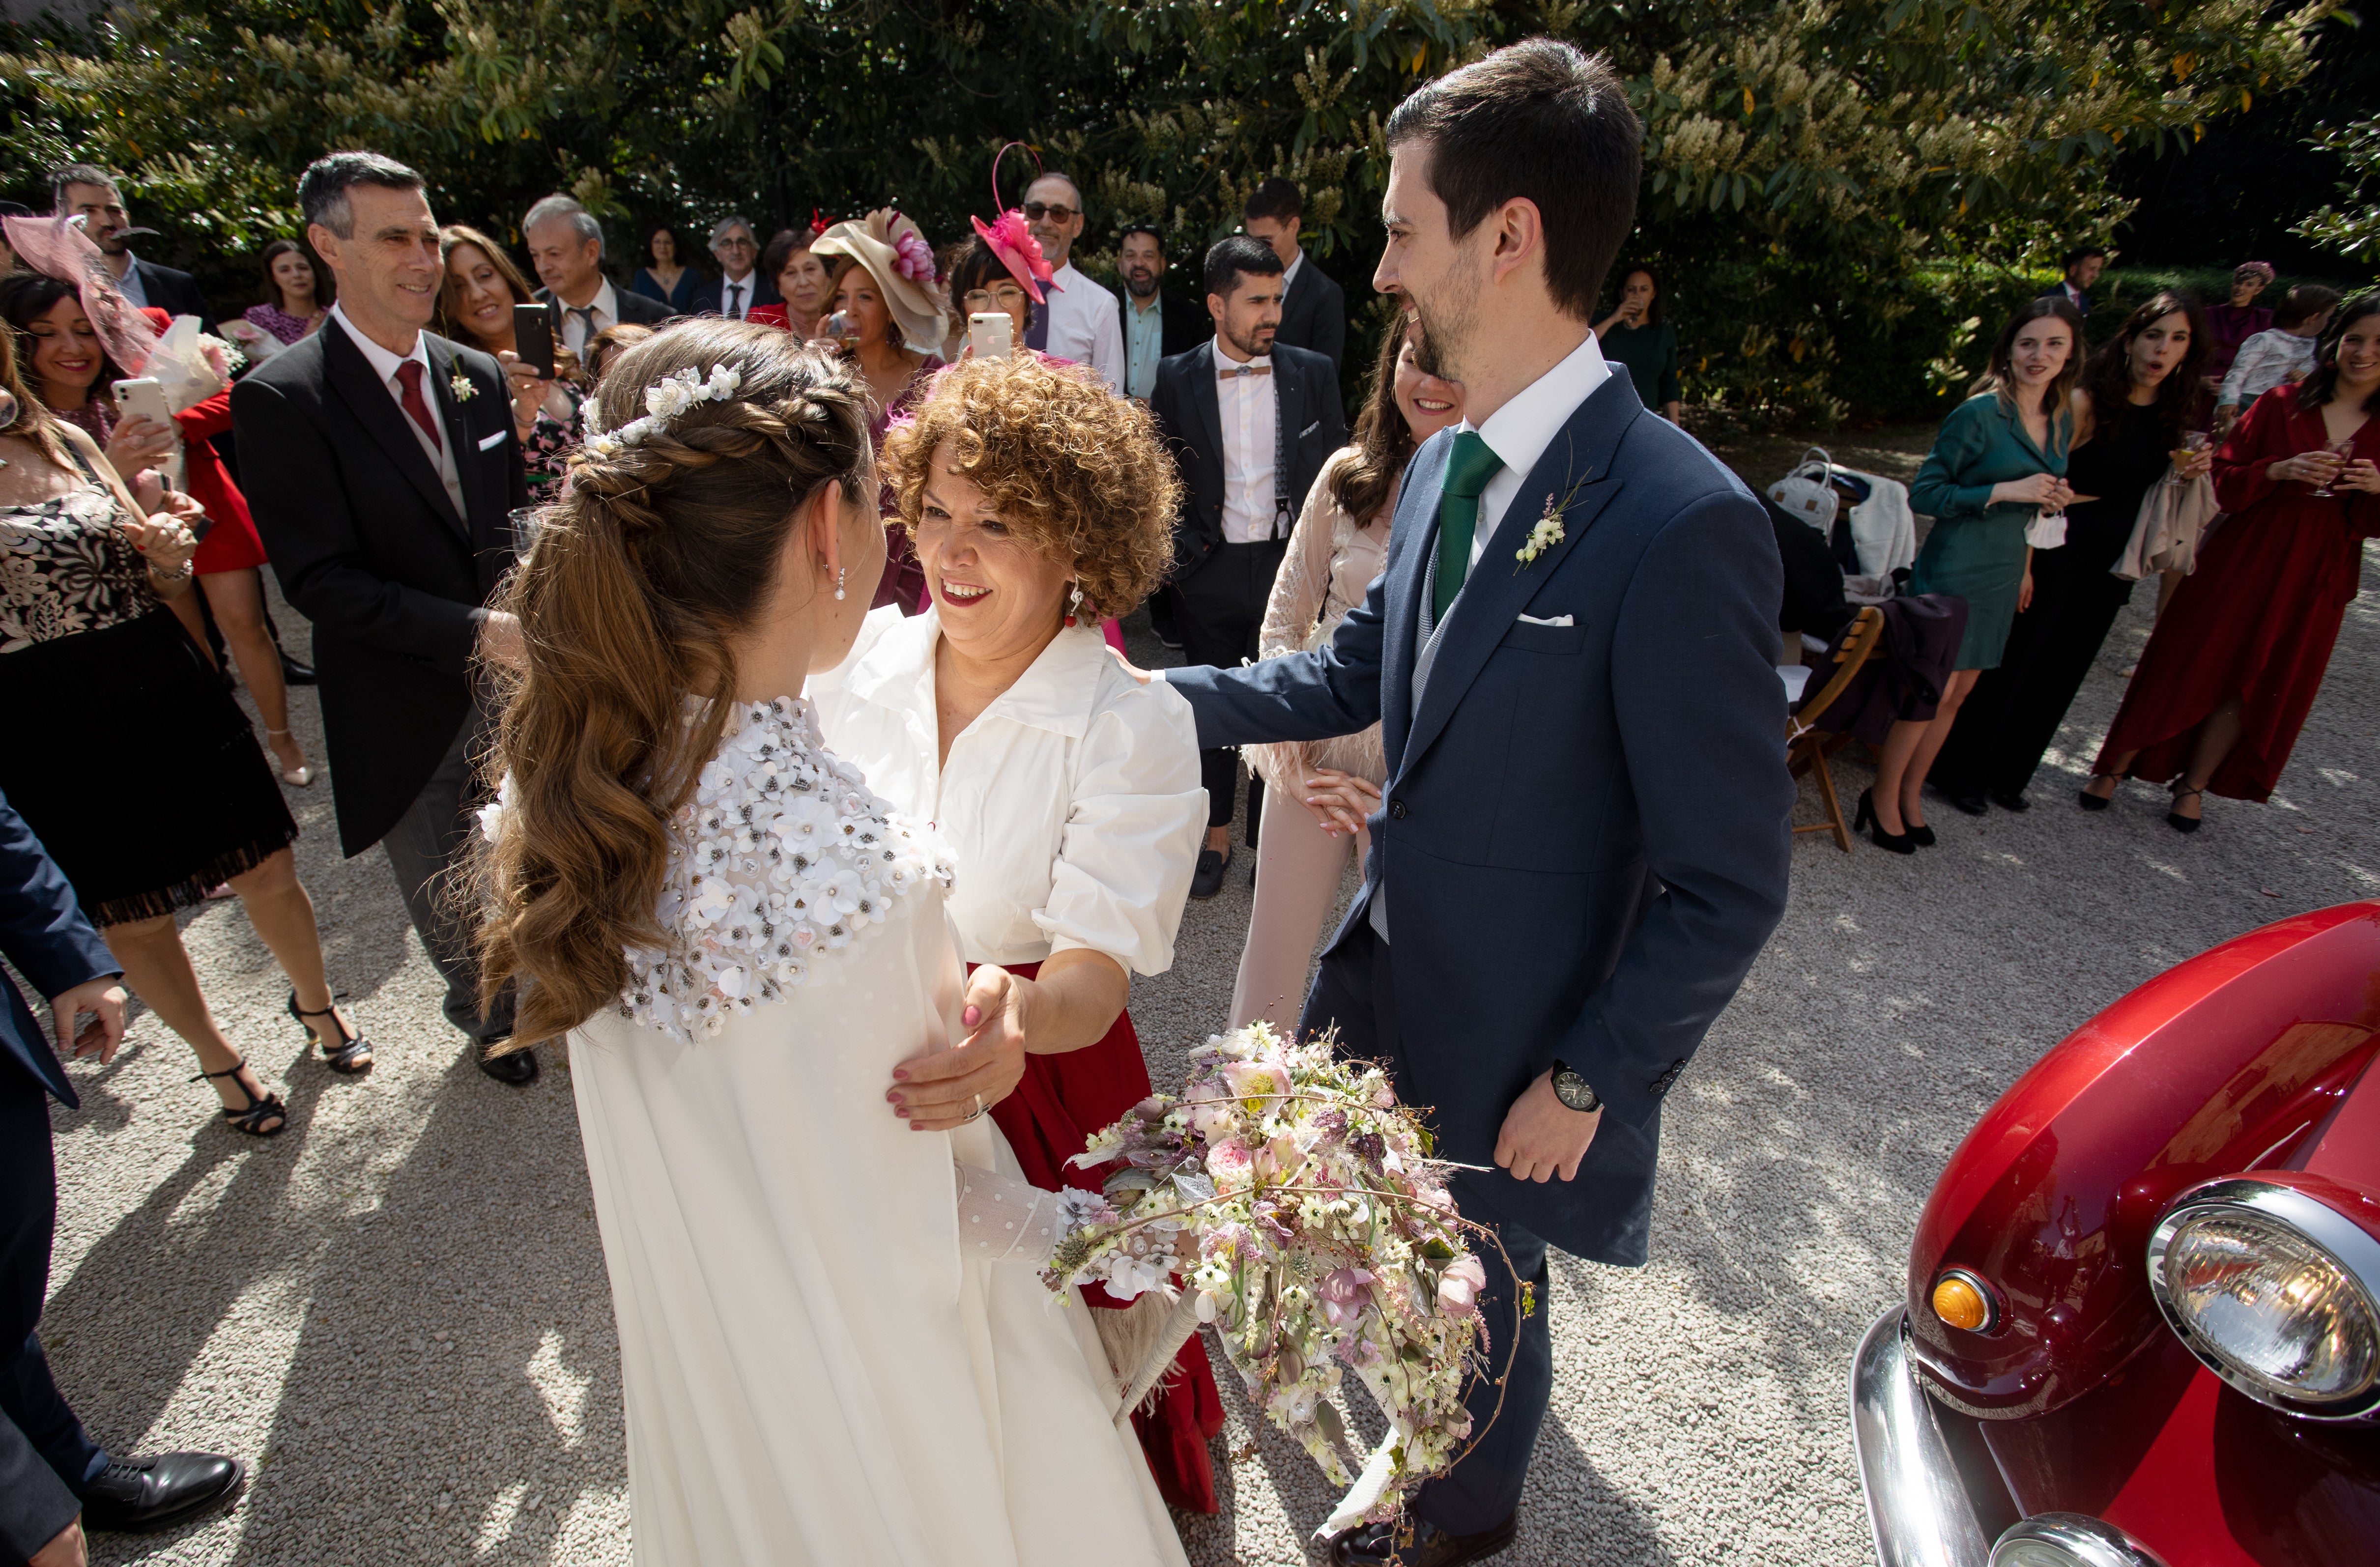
[450,372,476,402]
[1515,469,1591,571]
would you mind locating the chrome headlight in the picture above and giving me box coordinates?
[2147,1178,2380,1420]
[1990,1513,2168,1567]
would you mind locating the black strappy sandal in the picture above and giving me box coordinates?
[288,992,373,1074]
[2167,785,2206,835]
[193,1057,287,1138]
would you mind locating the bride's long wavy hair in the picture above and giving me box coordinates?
[474,321,873,1045]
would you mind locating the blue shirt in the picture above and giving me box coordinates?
[1122,290,1166,400]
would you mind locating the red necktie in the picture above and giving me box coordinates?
[394,360,444,455]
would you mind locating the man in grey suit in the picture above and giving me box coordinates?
[1243,176,1346,376]
[1153,40,1790,1565]
[1148,234,1346,897]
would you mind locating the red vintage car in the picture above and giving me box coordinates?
[1851,900,2380,1567]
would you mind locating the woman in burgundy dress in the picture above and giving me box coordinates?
[2091,293,2380,829]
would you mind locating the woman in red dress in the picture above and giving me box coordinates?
[2091,293,2380,829]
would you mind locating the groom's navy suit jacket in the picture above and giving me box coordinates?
[1167,372,1791,1264]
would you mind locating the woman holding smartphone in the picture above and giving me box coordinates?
[2089,294,2380,831]
[435,225,582,500]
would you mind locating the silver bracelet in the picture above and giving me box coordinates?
[148,558,194,586]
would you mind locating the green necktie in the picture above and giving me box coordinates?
[1433,430,1506,625]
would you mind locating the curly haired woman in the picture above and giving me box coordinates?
[808,352,1227,1511]
[476,323,1187,1565]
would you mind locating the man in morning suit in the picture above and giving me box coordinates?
[1243,176,1347,377]
[232,152,541,1085]
[1153,41,1791,1565]
[524,194,674,358]
[1,794,246,1559]
[1149,234,1347,899]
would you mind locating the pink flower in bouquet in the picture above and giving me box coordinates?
[1319,1267,1375,1327]
[1206,1139,1255,1190]
[1220,1057,1290,1115]
[1436,1255,1487,1319]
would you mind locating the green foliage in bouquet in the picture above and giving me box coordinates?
[1050,1023,1500,1527]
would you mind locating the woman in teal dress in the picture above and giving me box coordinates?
[1863,298,2082,851]
[1595,265,1682,422]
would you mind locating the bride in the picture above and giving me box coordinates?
[474,322,1189,1567]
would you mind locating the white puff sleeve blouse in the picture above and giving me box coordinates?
[810,607,1207,975]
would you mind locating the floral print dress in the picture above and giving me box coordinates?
[0,464,295,921]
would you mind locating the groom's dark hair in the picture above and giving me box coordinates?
[1385,38,1640,323]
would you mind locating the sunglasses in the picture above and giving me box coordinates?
[1021,201,1078,223]
[962,285,1029,309]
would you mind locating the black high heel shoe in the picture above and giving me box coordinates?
[1854,789,1918,855]
[193,1057,286,1137]
[2166,785,2206,834]
[289,992,373,1073]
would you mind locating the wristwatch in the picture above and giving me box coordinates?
[1549,1059,1601,1113]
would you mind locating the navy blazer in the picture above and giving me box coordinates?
[1165,372,1792,1264]
[233,325,526,856]
[1148,340,1346,576]
[686,272,781,318]
[1275,258,1347,377]
[0,792,119,1108]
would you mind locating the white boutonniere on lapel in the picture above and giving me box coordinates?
[450,372,476,402]
[1515,436,1590,572]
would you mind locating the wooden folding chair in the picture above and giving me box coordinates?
[1787,606,1885,852]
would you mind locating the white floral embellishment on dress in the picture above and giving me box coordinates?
[479,697,952,1044]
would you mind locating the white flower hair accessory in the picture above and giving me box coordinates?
[581,364,743,458]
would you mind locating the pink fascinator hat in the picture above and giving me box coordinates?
[3,215,160,374]
[970,142,1060,305]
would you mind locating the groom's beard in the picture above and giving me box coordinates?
[1406,255,1486,384]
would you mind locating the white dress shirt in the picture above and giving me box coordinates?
[717,270,758,322]
[1458,330,1612,570]
[330,301,466,520]
[1280,249,1304,299]
[115,253,149,309]
[557,278,621,352]
[1041,260,1127,393]
[1213,336,1282,543]
[811,607,1207,973]
[2220,327,2317,409]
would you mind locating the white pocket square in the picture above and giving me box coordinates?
[1517,612,1574,627]
[476,429,508,452]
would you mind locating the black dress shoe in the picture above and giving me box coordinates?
[478,1041,539,1085]
[1988,787,2032,813]
[1330,1513,1518,1567]
[279,652,317,686]
[1189,844,1230,900]
[80,1451,244,1533]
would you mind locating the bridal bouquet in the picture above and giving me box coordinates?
[1046,1023,1497,1531]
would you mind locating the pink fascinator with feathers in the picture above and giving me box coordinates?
[3,215,159,375]
[970,142,1060,305]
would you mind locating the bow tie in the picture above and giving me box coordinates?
[1219,361,1272,379]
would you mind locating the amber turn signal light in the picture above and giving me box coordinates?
[1931,1269,1997,1333]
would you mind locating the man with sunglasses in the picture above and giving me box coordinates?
[1021,173,1125,392]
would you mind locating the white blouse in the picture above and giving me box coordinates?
[811,607,1207,975]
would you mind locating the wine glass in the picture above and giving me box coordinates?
[2308,436,2354,499]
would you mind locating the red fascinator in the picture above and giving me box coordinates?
[969,142,1059,306]
[3,215,159,374]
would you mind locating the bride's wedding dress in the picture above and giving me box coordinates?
[563,696,1189,1566]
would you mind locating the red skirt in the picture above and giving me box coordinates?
[973,960,1226,1513]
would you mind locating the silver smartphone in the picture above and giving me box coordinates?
[111,376,184,487]
[968,312,1014,360]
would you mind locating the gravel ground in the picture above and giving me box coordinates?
[41,456,2380,1566]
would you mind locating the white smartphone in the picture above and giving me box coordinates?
[111,376,184,487]
[968,312,1014,360]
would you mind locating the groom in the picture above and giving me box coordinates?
[1157,40,1791,1566]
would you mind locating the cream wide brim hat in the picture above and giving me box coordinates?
[811,211,949,354]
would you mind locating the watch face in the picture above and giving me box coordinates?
[1553,1069,1599,1112]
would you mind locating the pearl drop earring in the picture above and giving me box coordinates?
[834,567,848,602]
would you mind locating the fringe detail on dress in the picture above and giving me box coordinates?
[1093,1291,1190,1414]
[94,830,294,926]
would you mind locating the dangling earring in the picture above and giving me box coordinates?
[1064,581,1084,627]
[834,567,848,602]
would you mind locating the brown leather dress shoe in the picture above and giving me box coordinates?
[1328,1513,1518,1567]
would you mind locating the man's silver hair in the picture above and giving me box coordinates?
[525,194,604,257]
[709,214,755,247]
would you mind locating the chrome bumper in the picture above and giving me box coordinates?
[1850,1305,1991,1567]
